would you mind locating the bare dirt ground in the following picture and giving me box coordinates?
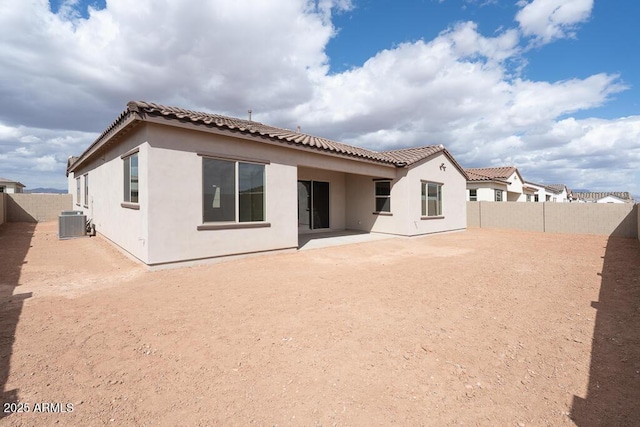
[1,222,639,426]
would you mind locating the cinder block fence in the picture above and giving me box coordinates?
[468,201,638,239]
[2,193,73,223]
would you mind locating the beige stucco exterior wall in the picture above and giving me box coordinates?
[345,173,404,234]
[69,126,151,263]
[346,152,467,236]
[467,182,508,202]
[402,153,466,236]
[142,122,398,266]
[505,171,526,201]
[70,120,469,266]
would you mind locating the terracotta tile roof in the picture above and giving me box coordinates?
[572,191,632,201]
[465,166,516,182]
[546,184,566,193]
[525,181,563,194]
[69,101,467,177]
[129,101,394,163]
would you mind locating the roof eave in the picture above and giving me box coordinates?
[67,110,142,174]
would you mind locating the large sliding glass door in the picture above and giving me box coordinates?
[298,180,330,230]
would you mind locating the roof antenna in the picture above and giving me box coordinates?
[248,109,252,122]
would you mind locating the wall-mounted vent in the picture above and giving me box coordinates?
[59,211,87,239]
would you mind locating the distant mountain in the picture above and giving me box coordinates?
[570,188,590,193]
[25,188,67,194]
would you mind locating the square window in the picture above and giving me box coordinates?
[203,158,265,223]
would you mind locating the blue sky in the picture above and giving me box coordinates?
[0,0,638,196]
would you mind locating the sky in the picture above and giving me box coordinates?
[0,0,639,196]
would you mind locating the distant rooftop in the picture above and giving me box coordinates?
[0,177,26,187]
[465,166,517,182]
[572,191,632,202]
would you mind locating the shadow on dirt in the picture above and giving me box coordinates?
[0,223,34,418]
[571,236,640,426]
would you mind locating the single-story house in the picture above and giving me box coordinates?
[0,177,25,193]
[465,166,536,202]
[545,184,570,202]
[524,182,569,203]
[571,191,633,204]
[67,101,468,268]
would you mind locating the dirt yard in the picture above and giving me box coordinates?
[1,222,639,426]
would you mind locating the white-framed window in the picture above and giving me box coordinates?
[202,157,265,223]
[374,180,391,213]
[545,195,551,202]
[83,174,89,207]
[534,194,539,202]
[421,182,442,217]
[494,189,502,202]
[469,189,477,201]
[526,194,531,202]
[76,177,81,205]
[123,153,139,203]
[0,186,4,193]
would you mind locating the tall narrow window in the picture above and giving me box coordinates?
[239,162,265,222]
[374,180,391,213]
[494,189,502,202]
[421,182,442,217]
[76,177,81,205]
[203,158,265,223]
[83,174,89,207]
[123,153,139,203]
[469,189,477,201]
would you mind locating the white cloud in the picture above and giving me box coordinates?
[0,0,636,196]
[0,0,350,130]
[516,0,594,45]
[0,122,96,188]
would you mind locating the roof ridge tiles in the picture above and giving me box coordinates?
[69,101,466,174]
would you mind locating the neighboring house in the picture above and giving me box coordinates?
[546,184,570,202]
[525,182,569,203]
[571,192,633,204]
[67,101,468,268]
[0,177,25,193]
[465,166,535,202]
